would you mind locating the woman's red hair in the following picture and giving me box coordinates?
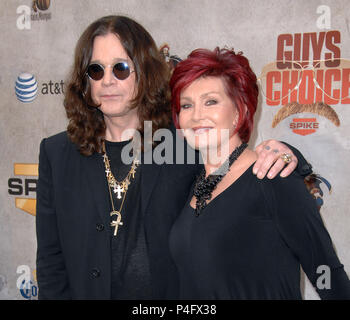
[170,47,258,143]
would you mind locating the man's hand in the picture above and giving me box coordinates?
[253,140,298,179]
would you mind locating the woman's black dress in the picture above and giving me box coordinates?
[169,164,350,299]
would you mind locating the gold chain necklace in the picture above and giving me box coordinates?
[102,141,140,236]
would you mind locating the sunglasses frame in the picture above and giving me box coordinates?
[86,61,135,81]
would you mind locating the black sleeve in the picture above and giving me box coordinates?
[281,142,313,177]
[261,172,350,299]
[36,139,71,299]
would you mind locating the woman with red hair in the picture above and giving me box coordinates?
[169,47,350,299]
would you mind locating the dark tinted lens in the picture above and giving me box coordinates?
[87,64,104,81]
[113,62,130,80]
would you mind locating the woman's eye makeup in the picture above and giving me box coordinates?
[180,98,218,109]
[180,103,192,109]
[205,99,218,106]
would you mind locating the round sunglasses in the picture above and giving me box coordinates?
[86,61,134,81]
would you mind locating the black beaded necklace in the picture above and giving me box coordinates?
[193,143,248,216]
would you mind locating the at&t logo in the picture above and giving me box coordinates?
[15,73,38,103]
[15,73,65,103]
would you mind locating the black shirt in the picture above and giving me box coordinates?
[105,140,152,299]
[169,164,350,299]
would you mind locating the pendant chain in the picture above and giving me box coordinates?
[102,141,140,236]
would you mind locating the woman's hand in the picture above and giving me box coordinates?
[253,140,298,179]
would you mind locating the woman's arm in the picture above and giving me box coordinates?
[262,172,350,299]
[36,139,71,299]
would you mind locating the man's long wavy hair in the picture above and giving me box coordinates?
[64,15,172,156]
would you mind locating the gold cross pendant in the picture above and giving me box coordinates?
[110,211,123,236]
[130,166,136,179]
[113,184,125,199]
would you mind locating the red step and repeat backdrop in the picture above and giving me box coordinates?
[0,0,349,299]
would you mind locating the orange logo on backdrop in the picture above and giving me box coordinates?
[9,164,38,216]
[290,118,318,136]
[259,31,350,106]
[271,101,340,136]
[259,30,346,135]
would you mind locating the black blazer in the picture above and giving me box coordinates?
[36,130,201,299]
[36,130,312,300]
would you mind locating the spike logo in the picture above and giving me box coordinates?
[8,164,38,216]
[272,102,340,136]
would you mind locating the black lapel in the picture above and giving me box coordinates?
[140,153,162,216]
[83,152,111,229]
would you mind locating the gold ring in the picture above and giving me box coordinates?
[280,153,292,164]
